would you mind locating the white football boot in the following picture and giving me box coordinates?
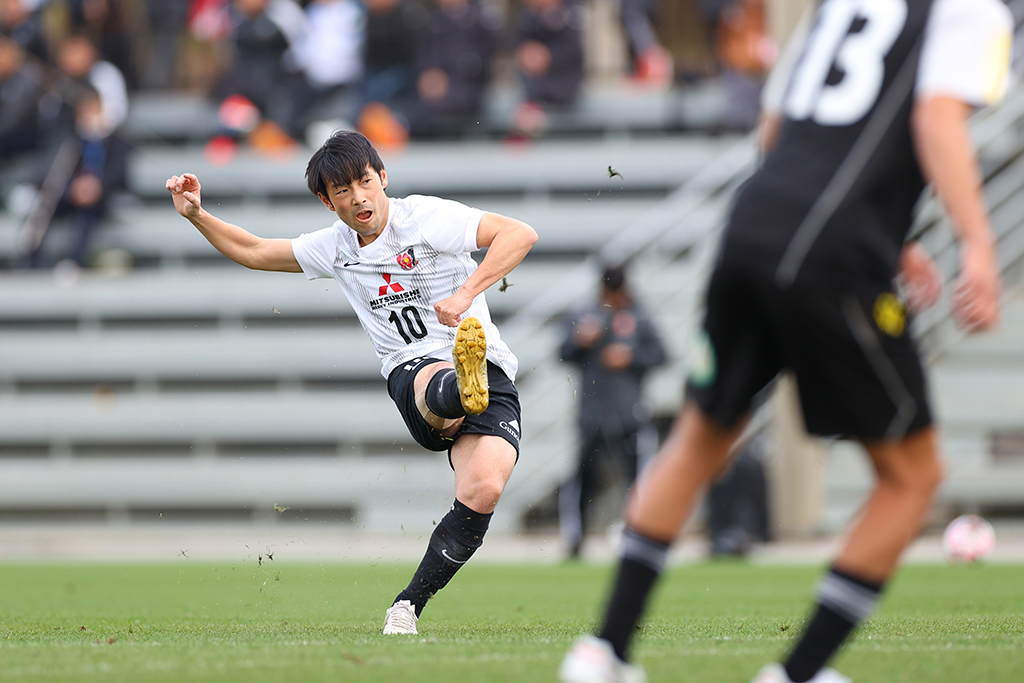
[751,662,852,683]
[382,599,418,635]
[559,636,646,683]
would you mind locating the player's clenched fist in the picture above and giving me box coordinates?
[434,290,475,327]
[166,173,203,220]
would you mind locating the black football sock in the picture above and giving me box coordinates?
[425,368,466,419]
[783,567,884,682]
[394,499,491,616]
[597,527,670,661]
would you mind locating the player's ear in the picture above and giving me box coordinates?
[379,168,388,190]
[317,192,335,211]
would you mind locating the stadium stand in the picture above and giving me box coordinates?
[0,70,747,532]
[3,59,1024,535]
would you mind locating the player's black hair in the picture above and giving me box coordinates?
[305,130,385,197]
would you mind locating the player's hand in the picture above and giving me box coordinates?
[898,241,942,313]
[953,239,1000,332]
[166,173,203,220]
[434,290,473,327]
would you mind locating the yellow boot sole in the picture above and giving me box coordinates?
[453,317,489,415]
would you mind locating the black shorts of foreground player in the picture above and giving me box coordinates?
[560,0,1010,682]
[166,131,538,635]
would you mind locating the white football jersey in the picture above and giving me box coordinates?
[292,194,519,380]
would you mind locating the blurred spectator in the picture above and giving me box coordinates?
[289,0,364,139]
[714,0,773,129]
[558,264,667,558]
[142,0,190,89]
[510,0,584,136]
[210,0,305,147]
[408,0,499,139]
[65,0,138,90]
[22,86,131,269]
[55,32,128,135]
[0,0,49,61]
[354,0,422,147]
[621,0,673,86]
[0,35,45,160]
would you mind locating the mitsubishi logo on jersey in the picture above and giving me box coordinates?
[379,273,405,296]
[370,273,423,311]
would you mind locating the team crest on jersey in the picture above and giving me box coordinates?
[396,248,418,271]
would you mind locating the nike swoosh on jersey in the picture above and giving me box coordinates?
[343,261,360,267]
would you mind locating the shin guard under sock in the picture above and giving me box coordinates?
[395,499,492,616]
[425,368,466,419]
[783,567,883,682]
[597,527,670,661]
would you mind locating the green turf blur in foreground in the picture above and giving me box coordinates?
[0,562,1020,682]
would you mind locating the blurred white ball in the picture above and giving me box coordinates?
[942,514,995,563]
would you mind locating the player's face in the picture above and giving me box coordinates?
[319,167,390,245]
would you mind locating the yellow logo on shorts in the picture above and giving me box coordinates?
[874,293,906,337]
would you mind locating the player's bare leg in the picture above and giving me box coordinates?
[450,433,517,513]
[755,430,944,681]
[384,433,515,634]
[561,404,746,682]
[756,429,944,683]
[385,319,509,634]
[625,403,746,540]
[835,427,944,580]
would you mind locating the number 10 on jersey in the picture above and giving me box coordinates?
[389,306,428,344]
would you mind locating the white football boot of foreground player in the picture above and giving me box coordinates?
[559,636,646,683]
[751,662,852,683]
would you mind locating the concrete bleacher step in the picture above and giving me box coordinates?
[0,327,382,386]
[0,456,457,532]
[0,390,410,450]
[1,200,723,270]
[130,135,741,201]
[122,83,725,145]
[0,260,614,326]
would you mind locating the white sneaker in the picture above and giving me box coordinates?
[751,663,852,683]
[559,636,646,683]
[382,599,418,635]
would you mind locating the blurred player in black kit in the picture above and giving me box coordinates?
[560,0,1012,682]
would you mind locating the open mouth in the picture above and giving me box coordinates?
[356,209,373,222]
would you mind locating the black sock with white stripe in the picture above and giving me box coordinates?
[425,368,466,419]
[597,527,671,661]
[395,499,491,616]
[783,567,884,682]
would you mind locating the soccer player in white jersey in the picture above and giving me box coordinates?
[560,0,1011,682]
[167,131,537,635]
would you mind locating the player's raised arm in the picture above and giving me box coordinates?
[433,212,538,327]
[166,173,302,273]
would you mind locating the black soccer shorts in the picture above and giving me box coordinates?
[686,263,932,441]
[387,356,522,466]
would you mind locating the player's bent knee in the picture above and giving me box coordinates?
[460,478,505,513]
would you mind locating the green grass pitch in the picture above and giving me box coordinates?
[0,561,1021,682]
